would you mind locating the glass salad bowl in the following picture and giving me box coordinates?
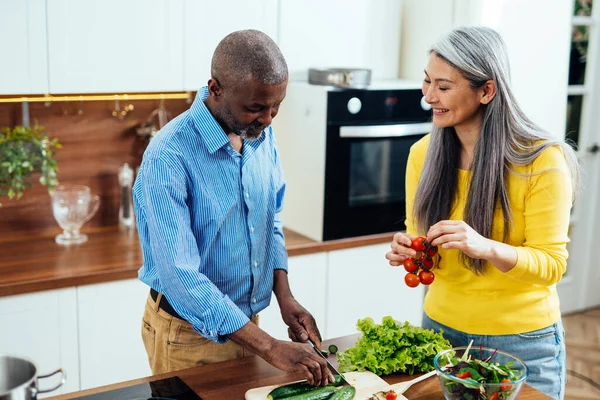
[434,346,528,400]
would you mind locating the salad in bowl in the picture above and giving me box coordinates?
[433,342,528,400]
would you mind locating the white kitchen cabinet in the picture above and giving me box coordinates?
[0,288,79,397]
[77,279,151,390]
[278,0,402,80]
[0,0,49,94]
[326,243,425,339]
[182,0,279,91]
[258,253,328,341]
[46,0,184,93]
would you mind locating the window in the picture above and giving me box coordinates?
[566,0,595,151]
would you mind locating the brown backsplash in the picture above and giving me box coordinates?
[0,98,192,241]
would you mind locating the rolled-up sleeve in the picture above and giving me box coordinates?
[505,147,573,286]
[142,154,249,342]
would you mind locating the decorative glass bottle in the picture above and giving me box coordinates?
[118,163,135,230]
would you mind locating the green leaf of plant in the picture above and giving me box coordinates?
[0,124,61,205]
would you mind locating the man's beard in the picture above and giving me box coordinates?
[214,108,266,141]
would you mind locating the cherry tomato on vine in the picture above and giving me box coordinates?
[423,257,434,269]
[403,258,418,273]
[427,246,438,257]
[411,236,427,252]
[419,270,435,285]
[385,390,398,400]
[417,255,426,265]
[404,273,421,288]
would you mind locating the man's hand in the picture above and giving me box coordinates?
[228,320,333,386]
[272,269,324,347]
[279,296,321,345]
[265,340,334,386]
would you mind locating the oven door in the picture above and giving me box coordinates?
[323,122,431,241]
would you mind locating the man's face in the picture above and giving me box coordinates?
[212,77,287,141]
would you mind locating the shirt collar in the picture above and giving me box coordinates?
[190,87,230,154]
[190,86,268,155]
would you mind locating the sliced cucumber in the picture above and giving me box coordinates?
[328,344,338,354]
[329,386,356,400]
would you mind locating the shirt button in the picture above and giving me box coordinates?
[252,297,257,304]
[254,261,258,267]
[245,192,249,198]
[250,226,255,233]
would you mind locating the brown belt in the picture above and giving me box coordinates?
[150,288,184,320]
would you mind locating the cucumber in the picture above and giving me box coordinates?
[329,386,356,400]
[328,344,338,354]
[267,381,315,399]
[267,376,344,400]
[330,374,344,387]
[273,386,338,400]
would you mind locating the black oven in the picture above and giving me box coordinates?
[273,81,432,242]
[322,88,432,240]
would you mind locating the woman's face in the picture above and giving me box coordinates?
[422,54,487,134]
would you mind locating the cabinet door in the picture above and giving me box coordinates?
[0,289,79,397]
[182,0,278,91]
[278,0,402,80]
[47,0,184,93]
[77,279,151,390]
[0,0,48,94]
[258,253,328,341]
[326,244,425,339]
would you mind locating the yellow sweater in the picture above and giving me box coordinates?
[406,135,573,334]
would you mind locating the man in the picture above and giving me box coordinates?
[133,30,332,387]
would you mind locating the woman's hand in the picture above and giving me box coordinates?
[385,232,418,267]
[426,220,492,259]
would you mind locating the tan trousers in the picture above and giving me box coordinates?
[141,293,258,374]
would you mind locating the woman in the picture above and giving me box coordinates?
[385,26,579,400]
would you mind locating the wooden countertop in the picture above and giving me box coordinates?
[46,335,549,400]
[0,226,395,297]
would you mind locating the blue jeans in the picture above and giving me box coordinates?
[422,313,566,400]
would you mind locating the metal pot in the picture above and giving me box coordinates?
[308,68,372,89]
[0,355,65,400]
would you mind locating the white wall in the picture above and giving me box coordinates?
[399,0,571,139]
[398,0,455,81]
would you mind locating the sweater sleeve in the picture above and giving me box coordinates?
[405,136,429,236]
[504,146,573,286]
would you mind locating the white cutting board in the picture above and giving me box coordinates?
[245,371,407,400]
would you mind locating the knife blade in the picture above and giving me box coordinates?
[307,339,351,387]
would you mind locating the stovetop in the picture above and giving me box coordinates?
[73,376,203,400]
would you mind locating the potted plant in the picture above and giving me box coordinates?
[0,125,61,205]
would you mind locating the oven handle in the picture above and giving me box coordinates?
[339,122,433,138]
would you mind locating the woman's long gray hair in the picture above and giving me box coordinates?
[413,26,580,274]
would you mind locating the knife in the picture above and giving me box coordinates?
[307,339,351,387]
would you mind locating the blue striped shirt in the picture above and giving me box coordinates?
[133,87,288,343]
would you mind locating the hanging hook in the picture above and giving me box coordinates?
[77,97,84,116]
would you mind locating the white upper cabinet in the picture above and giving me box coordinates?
[0,0,49,94]
[182,0,279,91]
[278,0,402,81]
[47,0,184,93]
